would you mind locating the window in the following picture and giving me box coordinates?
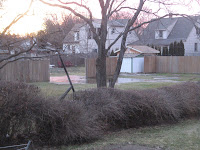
[97,28,101,36]
[72,45,75,54]
[196,27,200,35]
[67,45,70,50]
[88,28,92,39]
[159,30,163,38]
[74,32,79,41]
[195,43,198,52]
[111,28,116,34]
[92,49,97,53]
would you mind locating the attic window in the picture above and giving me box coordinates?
[111,28,116,34]
[196,27,200,35]
[74,32,79,41]
[159,30,163,38]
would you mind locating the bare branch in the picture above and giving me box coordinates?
[0,0,33,36]
[0,42,36,63]
[0,55,49,70]
[39,0,100,43]
[57,0,93,21]
[108,0,126,18]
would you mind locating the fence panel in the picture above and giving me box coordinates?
[144,56,200,74]
[144,56,156,73]
[86,57,117,78]
[0,59,49,82]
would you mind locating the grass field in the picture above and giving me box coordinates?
[33,82,178,98]
[34,67,200,150]
[63,119,200,150]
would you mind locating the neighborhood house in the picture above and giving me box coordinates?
[63,19,139,54]
[132,16,200,56]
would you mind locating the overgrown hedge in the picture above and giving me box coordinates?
[1,81,200,146]
[0,81,100,146]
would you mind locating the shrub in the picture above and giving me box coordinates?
[1,81,200,147]
[0,81,100,146]
[35,99,101,145]
[75,82,200,129]
[0,81,42,145]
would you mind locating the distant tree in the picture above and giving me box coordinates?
[151,44,154,49]
[173,41,177,56]
[37,14,81,49]
[169,43,173,56]
[110,50,117,56]
[179,40,185,56]
[162,47,168,56]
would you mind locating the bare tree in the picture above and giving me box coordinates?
[39,0,186,88]
[37,14,81,49]
[0,0,37,69]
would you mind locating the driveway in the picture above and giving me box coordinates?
[50,75,181,85]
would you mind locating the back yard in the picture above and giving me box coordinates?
[32,67,200,150]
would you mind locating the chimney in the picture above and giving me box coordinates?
[169,13,173,18]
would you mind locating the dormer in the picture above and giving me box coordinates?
[155,18,177,39]
[155,29,166,39]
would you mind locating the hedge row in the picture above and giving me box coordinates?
[0,81,200,146]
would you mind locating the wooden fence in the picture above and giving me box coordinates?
[85,57,117,78]
[144,56,200,73]
[0,59,50,82]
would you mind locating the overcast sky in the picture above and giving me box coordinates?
[0,0,199,35]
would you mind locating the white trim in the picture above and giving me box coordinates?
[126,46,142,53]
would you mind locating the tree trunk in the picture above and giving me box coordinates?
[109,34,127,88]
[96,45,107,88]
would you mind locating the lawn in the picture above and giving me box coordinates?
[33,67,200,150]
[33,82,177,98]
[63,119,200,150]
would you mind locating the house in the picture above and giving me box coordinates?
[115,45,160,57]
[63,19,139,54]
[131,16,200,56]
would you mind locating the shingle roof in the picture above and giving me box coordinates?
[127,45,160,54]
[63,19,130,44]
[63,31,79,44]
[131,16,197,46]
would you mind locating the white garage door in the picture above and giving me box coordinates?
[132,57,144,73]
[120,57,144,73]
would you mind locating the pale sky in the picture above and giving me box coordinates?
[0,0,199,36]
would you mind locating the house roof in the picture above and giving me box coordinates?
[127,45,160,54]
[71,23,86,32]
[131,16,197,46]
[0,50,9,54]
[63,19,130,44]
[63,31,79,44]
[108,19,129,27]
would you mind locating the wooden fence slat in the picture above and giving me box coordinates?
[86,57,117,78]
[0,59,50,82]
[144,56,200,74]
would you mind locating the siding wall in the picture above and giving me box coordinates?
[184,27,200,56]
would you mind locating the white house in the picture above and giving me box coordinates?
[132,16,200,56]
[63,19,139,54]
